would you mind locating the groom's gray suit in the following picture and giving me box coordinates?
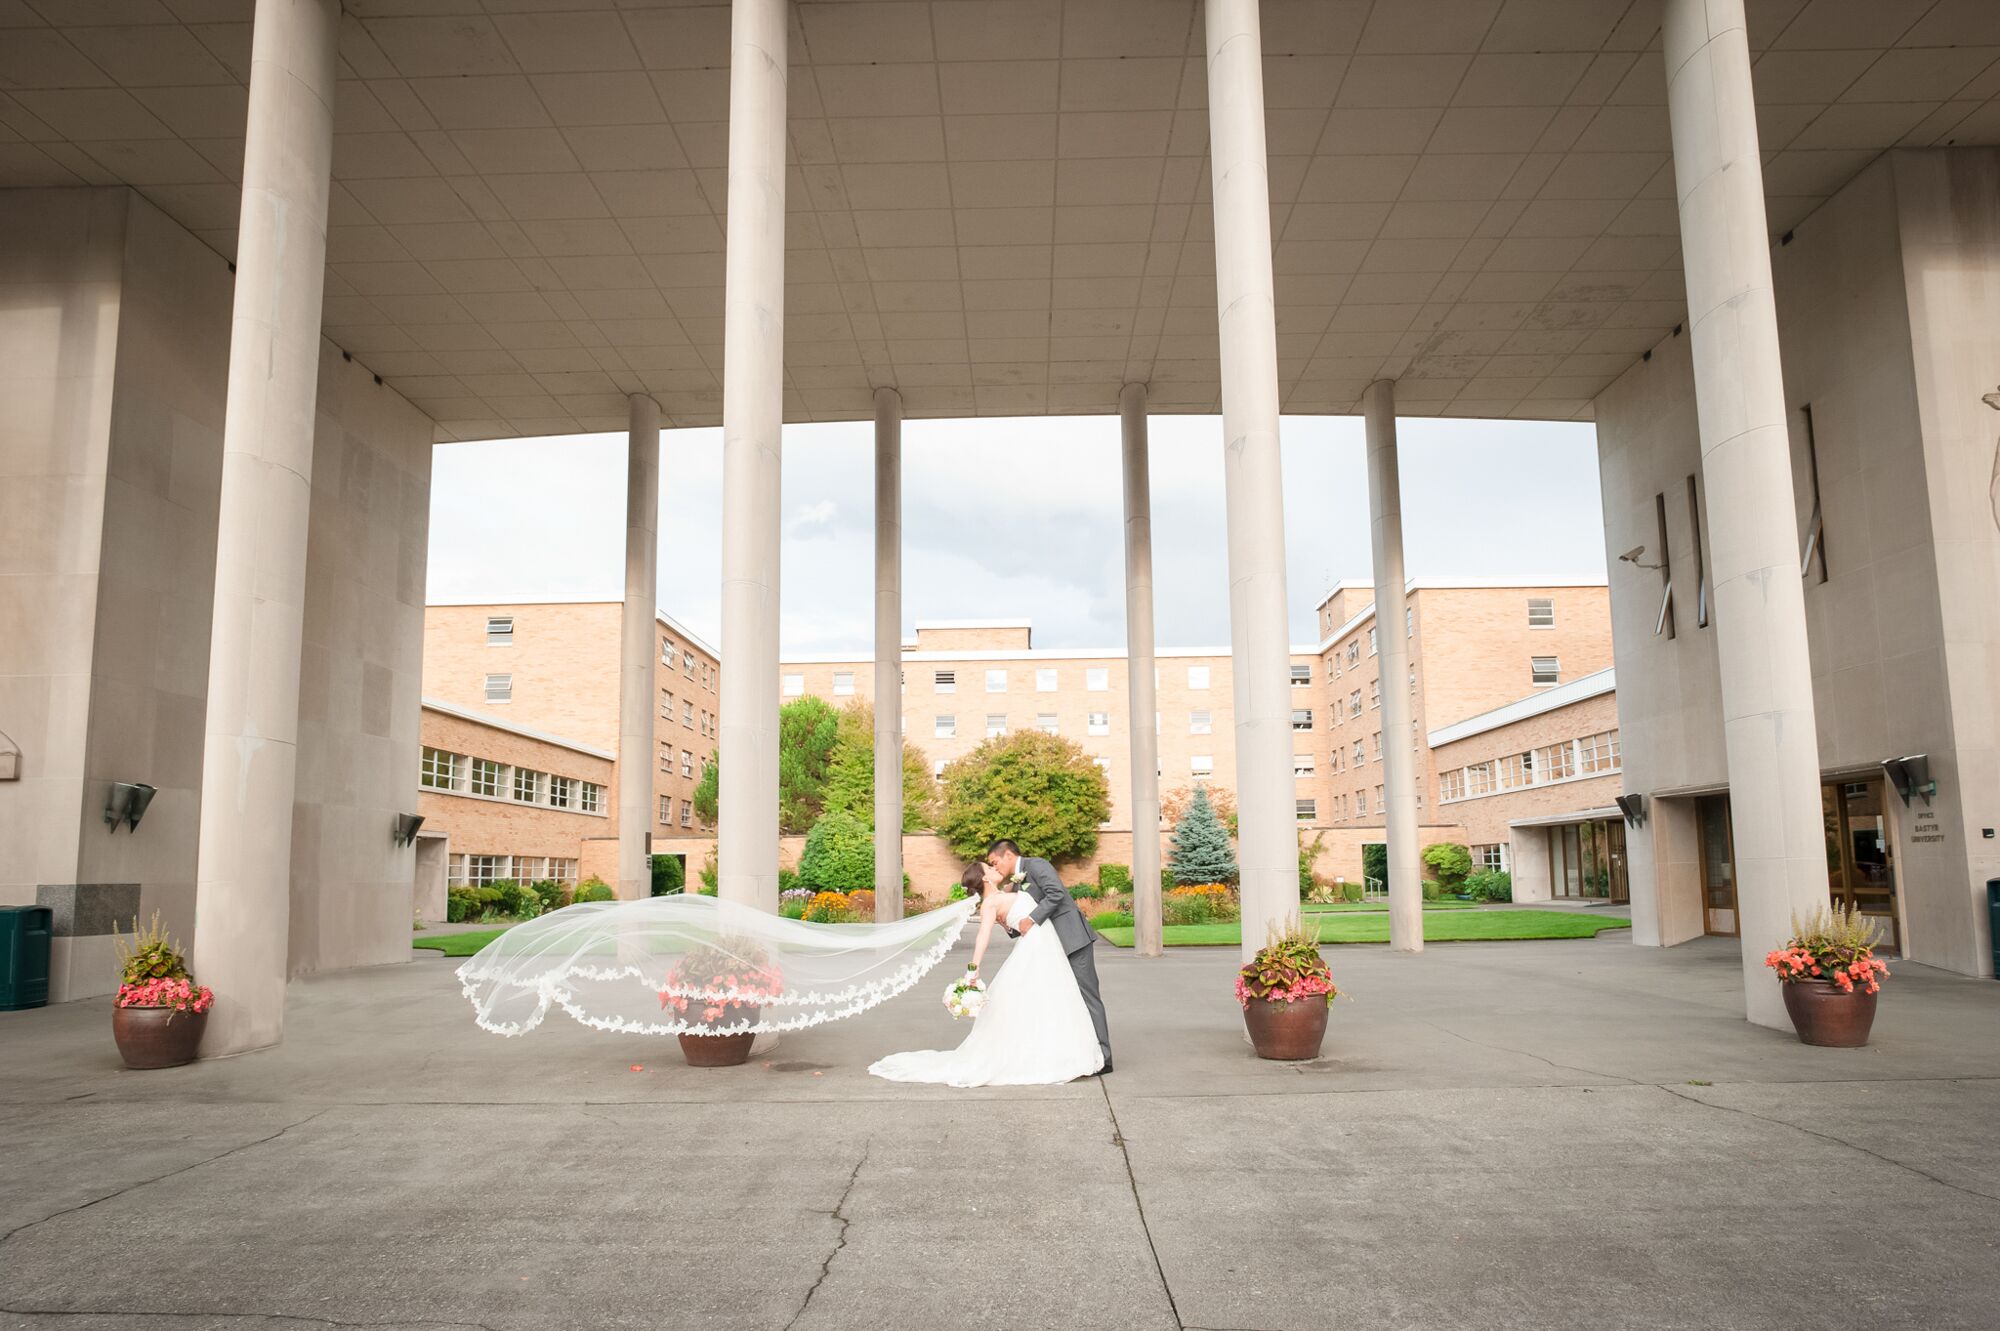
[1015,856,1111,1064]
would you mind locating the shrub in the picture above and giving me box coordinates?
[798,810,875,892]
[1341,879,1364,904]
[487,880,542,919]
[778,867,801,895]
[1420,879,1442,902]
[651,854,685,896]
[947,884,968,902]
[445,887,478,923]
[936,730,1111,862]
[1421,842,1474,892]
[803,891,860,924]
[1164,883,1239,925]
[574,877,615,904]
[529,879,567,914]
[779,886,812,920]
[1298,832,1327,900]
[697,850,718,895]
[1098,864,1132,896]
[1464,870,1512,903]
[1168,786,1239,886]
[848,889,876,917]
[1090,910,1134,931]
[1071,880,1105,900]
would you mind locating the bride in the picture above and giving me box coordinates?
[869,861,1105,1087]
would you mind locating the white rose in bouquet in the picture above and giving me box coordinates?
[944,968,987,1020]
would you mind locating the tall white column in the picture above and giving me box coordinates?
[716,0,787,914]
[873,387,904,920]
[617,394,661,902]
[1664,0,1830,1028]
[1363,380,1422,954]
[1120,384,1165,957]
[190,0,340,1058]
[1204,0,1299,962]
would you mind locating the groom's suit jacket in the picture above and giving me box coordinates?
[1016,857,1095,956]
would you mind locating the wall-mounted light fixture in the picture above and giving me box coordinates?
[1614,793,1647,827]
[105,782,157,832]
[393,813,426,847]
[1880,755,1936,807]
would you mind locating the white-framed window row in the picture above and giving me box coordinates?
[833,670,855,696]
[486,615,513,647]
[1190,709,1212,735]
[936,714,956,739]
[1476,843,1509,872]
[1532,655,1560,686]
[1436,730,1622,805]
[1290,663,1311,687]
[1036,713,1059,735]
[1295,798,1316,821]
[484,673,511,704]
[449,855,577,888]
[1291,708,1313,732]
[1528,597,1555,628]
[419,746,607,818]
[1087,711,1110,736]
[935,670,956,694]
[1293,753,1315,778]
[985,713,1008,738]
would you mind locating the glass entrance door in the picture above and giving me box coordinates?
[1822,779,1898,950]
[1697,794,1737,936]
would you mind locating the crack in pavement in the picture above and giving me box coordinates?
[1656,1083,2000,1204]
[0,1110,331,1251]
[1098,1078,1184,1331]
[782,1144,869,1331]
[0,1309,497,1331]
[1417,1018,1642,1086]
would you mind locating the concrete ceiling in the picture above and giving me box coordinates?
[2,0,1997,440]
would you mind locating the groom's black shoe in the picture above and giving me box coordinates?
[1098,1058,1113,1075]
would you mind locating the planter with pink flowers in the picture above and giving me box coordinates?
[1764,906,1890,1048]
[111,914,213,1069]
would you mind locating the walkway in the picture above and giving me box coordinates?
[3,933,1995,1330]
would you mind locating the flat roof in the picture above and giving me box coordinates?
[1426,667,1616,747]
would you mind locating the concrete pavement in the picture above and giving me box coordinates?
[2,931,1996,1330]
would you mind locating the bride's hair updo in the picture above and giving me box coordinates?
[960,861,991,902]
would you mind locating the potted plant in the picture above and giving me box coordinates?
[1765,906,1890,1047]
[658,938,782,1067]
[1236,917,1338,1060]
[111,913,213,1069]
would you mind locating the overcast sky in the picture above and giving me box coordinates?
[426,414,1607,654]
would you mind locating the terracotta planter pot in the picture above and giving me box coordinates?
[1780,981,1878,1048]
[678,1005,758,1067]
[112,1005,207,1069]
[1242,996,1329,1061]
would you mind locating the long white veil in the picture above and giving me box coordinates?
[456,894,976,1037]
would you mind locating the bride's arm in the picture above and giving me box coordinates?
[968,895,1002,975]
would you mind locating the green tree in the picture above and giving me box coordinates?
[936,730,1110,863]
[692,755,719,826]
[694,696,845,834]
[1421,841,1474,891]
[797,810,876,891]
[821,702,939,832]
[1167,785,1239,886]
[650,853,684,896]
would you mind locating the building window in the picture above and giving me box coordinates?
[1579,730,1622,773]
[1351,740,1365,766]
[1532,656,1560,686]
[681,749,694,778]
[933,759,947,777]
[512,768,540,803]
[1190,710,1212,735]
[1296,798,1316,820]
[1290,663,1311,686]
[1034,667,1057,692]
[1466,761,1495,796]
[680,799,693,828]
[700,710,712,738]
[659,795,671,825]
[1294,753,1315,777]
[1406,606,1414,637]
[1191,755,1214,779]
[661,638,676,667]
[465,855,507,887]
[580,782,602,814]
[1093,756,1111,774]
[1036,713,1059,735]
[1369,679,1381,709]
[985,669,1007,693]
[1528,597,1555,628]
[1348,690,1362,718]
[1088,711,1110,736]
[1501,751,1535,789]
[1537,741,1578,782]
[484,674,511,704]
[1440,768,1466,801]
[1367,626,1377,655]
[936,715,956,738]
[985,714,1007,738]
[662,688,674,719]
[420,747,459,790]
[783,673,804,697]
[1346,641,1360,667]
[549,775,573,809]
[1477,843,1507,871]
[486,615,513,646]
[1188,665,1210,690]
[1291,709,1312,731]
[683,701,694,728]
[659,741,670,772]
[683,655,695,680]
[832,671,855,696]
[1372,731,1382,761]
[935,670,956,693]
[470,758,502,797]
[1086,668,1109,692]
[1355,789,1368,817]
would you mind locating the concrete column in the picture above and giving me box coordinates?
[189,0,340,1058]
[873,387,904,920]
[1664,0,1830,1028]
[716,0,787,914]
[1120,384,1165,957]
[617,394,661,902]
[1363,380,1422,954]
[1205,0,1298,961]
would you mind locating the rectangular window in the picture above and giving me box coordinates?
[683,701,694,728]
[420,747,459,790]
[936,715,956,738]
[1347,641,1360,667]
[935,670,956,693]
[833,671,855,696]
[1296,798,1316,820]
[1367,626,1377,655]
[466,855,506,887]
[1440,768,1466,801]
[659,741,670,772]
[659,794,671,825]
[580,782,602,814]
[681,749,694,779]
[1407,606,1414,637]
[1036,668,1058,692]
[1190,710,1212,735]
[1088,711,1110,736]
[1527,597,1554,628]
[1093,756,1111,774]
[933,759,947,777]
[1532,656,1560,686]
[1036,713,1059,735]
[470,758,502,797]
[1293,753,1315,777]
[1466,761,1496,796]
[1352,741,1364,766]
[1291,708,1312,731]
[1349,690,1362,718]
[548,775,573,809]
[1501,751,1535,789]
[1290,664,1311,686]
[1191,755,1214,778]
[680,800,692,828]
[484,674,511,704]
[661,688,674,719]
[1086,667,1109,691]
[1356,789,1369,817]
[1537,741,1578,782]
[1479,844,1507,871]
[1372,731,1382,761]
[1187,665,1210,690]
[985,669,1007,693]
[512,767,540,803]
[783,673,804,697]
[661,638,675,667]
[985,713,1007,738]
[1369,679,1380,708]
[486,615,513,646]
[1579,730,1622,773]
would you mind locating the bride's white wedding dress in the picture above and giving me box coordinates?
[868,890,1105,1087]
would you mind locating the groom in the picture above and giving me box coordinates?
[987,839,1112,1074]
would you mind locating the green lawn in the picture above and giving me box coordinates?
[1097,910,1631,948]
[1302,899,1479,912]
[411,928,510,957]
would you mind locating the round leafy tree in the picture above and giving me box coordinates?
[1168,784,1239,886]
[797,810,876,892]
[936,730,1110,863]
[1421,841,1473,891]
[821,702,941,832]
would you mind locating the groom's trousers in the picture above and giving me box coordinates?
[1067,943,1111,1062]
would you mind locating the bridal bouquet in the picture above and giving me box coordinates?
[944,968,987,1020]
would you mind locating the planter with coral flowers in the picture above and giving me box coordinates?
[1765,906,1890,1048]
[1236,918,1339,1061]
[660,938,783,1067]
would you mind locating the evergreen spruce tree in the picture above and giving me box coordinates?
[1167,785,1239,886]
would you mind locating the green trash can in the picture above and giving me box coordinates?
[1,906,53,1011]
[1988,880,2000,979]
